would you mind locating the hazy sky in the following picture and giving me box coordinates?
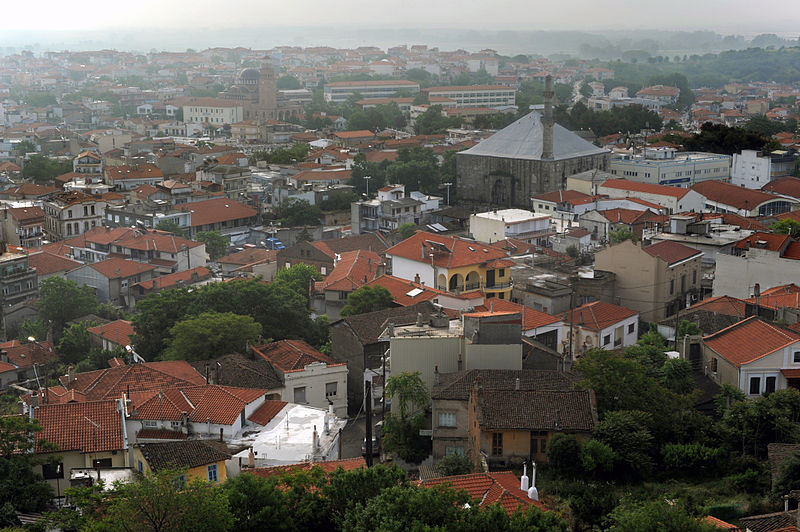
[6,0,799,34]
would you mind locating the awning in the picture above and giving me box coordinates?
[781,369,800,379]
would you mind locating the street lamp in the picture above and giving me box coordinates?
[442,182,453,206]
[364,176,372,198]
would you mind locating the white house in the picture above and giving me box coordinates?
[470,209,552,244]
[562,300,639,355]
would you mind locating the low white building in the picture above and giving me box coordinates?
[562,300,639,355]
[731,149,800,189]
[470,208,552,244]
[608,148,730,186]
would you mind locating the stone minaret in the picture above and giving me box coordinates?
[258,57,278,121]
[541,75,555,160]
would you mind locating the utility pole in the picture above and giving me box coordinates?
[365,380,373,467]
[673,299,681,350]
[568,287,575,361]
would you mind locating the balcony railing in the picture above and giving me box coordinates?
[485,281,512,290]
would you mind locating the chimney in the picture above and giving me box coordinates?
[434,365,440,386]
[527,462,539,500]
[416,313,425,327]
[414,273,420,284]
[248,447,255,468]
[312,425,318,452]
[457,353,463,371]
[515,377,520,391]
[541,75,555,160]
[520,462,530,492]
[754,283,761,313]
[0,350,6,364]
[219,427,224,442]
[67,364,75,384]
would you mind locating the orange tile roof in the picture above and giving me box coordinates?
[531,189,593,204]
[136,428,187,440]
[763,176,800,199]
[703,316,800,367]
[691,180,784,210]
[643,240,703,265]
[61,361,206,401]
[420,471,546,516]
[1,340,57,369]
[701,515,741,531]
[176,198,256,227]
[333,130,375,139]
[474,299,561,330]
[106,164,164,181]
[248,400,288,426]
[364,274,443,306]
[8,206,44,222]
[252,339,340,373]
[129,385,269,425]
[27,251,80,276]
[598,208,650,225]
[247,457,366,479]
[114,231,203,253]
[323,250,382,292]
[386,231,508,269]
[562,300,638,330]
[601,179,690,199]
[87,320,135,346]
[130,267,212,291]
[88,258,158,279]
[34,400,124,453]
[218,248,275,266]
[733,232,791,252]
[688,296,746,318]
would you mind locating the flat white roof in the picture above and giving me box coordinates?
[473,208,548,223]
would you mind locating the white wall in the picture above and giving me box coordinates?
[282,362,349,417]
[731,150,770,189]
[388,255,435,287]
[713,251,799,298]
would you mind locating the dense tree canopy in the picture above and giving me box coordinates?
[277,198,323,227]
[163,311,262,361]
[22,154,73,183]
[37,277,98,337]
[554,101,662,137]
[196,231,229,261]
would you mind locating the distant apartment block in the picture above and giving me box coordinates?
[182,97,244,125]
[323,80,420,103]
[731,149,800,189]
[423,85,516,109]
[608,147,730,186]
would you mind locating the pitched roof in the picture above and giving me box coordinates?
[762,175,800,199]
[703,316,800,367]
[136,428,188,441]
[87,258,158,279]
[247,457,366,479]
[248,400,288,426]
[386,231,508,269]
[130,267,212,291]
[733,232,792,252]
[218,248,274,266]
[600,179,690,199]
[432,369,578,400]
[691,180,786,210]
[687,296,747,318]
[701,515,741,531]
[106,164,164,181]
[322,250,382,292]
[113,231,203,253]
[420,471,546,516]
[129,385,269,425]
[0,340,57,369]
[27,251,80,276]
[87,320,135,346]
[176,198,257,227]
[252,340,339,373]
[642,240,704,265]
[189,352,283,390]
[60,361,207,401]
[597,208,650,225]
[739,510,797,532]
[476,389,596,431]
[364,274,442,306]
[137,440,231,471]
[34,400,124,453]
[307,233,389,257]
[8,206,44,222]
[473,299,561,331]
[562,300,638,330]
[332,301,437,346]
[459,111,608,161]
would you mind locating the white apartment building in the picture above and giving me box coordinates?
[323,80,420,103]
[423,85,516,109]
[608,148,731,186]
[182,98,244,125]
[470,209,552,244]
[731,149,800,189]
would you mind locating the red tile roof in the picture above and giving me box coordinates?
[562,300,638,330]
[323,250,382,292]
[0,340,57,369]
[598,208,650,225]
[8,206,44,222]
[114,231,203,253]
[27,251,80,276]
[136,428,187,440]
[218,248,274,266]
[60,361,206,401]
[131,267,212,291]
[34,400,124,453]
[691,180,785,210]
[688,296,746,318]
[106,164,164,181]
[129,385,269,425]
[88,258,158,279]
[248,400,288,426]
[333,130,375,139]
[252,340,341,373]
[247,457,366,479]
[643,240,703,265]
[474,299,561,330]
[420,472,546,515]
[386,231,508,269]
[531,189,593,204]
[87,320,135,346]
[364,274,443,306]
[177,198,256,227]
[733,232,791,252]
[601,179,690,199]
[701,515,741,531]
[762,176,800,199]
[703,316,800,367]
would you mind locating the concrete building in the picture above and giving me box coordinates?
[470,209,552,245]
[0,251,38,308]
[608,148,731,186]
[732,149,800,189]
[692,180,798,217]
[594,239,703,321]
[713,233,800,298]
[562,300,639,355]
[423,85,515,109]
[2,206,45,248]
[323,80,420,103]
[456,76,609,208]
[43,191,107,241]
[182,97,244,126]
[350,184,423,235]
[66,258,157,306]
[598,179,706,214]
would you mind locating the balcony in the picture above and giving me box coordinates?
[485,281,512,290]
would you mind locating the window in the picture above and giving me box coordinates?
[42,462,64,479]
[320,267,327,275]
[749,377,761,395]
[445,446,464,457]
[438,412,457,427]
[293,386,306,403]
[325,382,337,398]
[681,274,686,292]
[93,458,112,468]
[793,352,800,363]
[669,279,675,295]
[693,270,697,284]
[498,268,505,277]
[491,432,503,456]
[68,210,73,219]
[628,323,635,334]
[765,376,776,395]
[711,357,718,373]
[143,420,157,427]
[207,464,218,482]
[603,334,611,345]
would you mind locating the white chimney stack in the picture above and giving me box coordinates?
[527,461,539,501]
[520,462,529,492]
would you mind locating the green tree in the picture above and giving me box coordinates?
[14,140,36,155]
[385,371,429,420]
[435,453,474,477]
[22,154,74,183]
[276,75,301,90]
[771,218,800,238]
[322,464,408,527]
[610,227,635,243]
[91,469,232,532]
[196,231,229,261]
[383,371,431,463]
[0,416,55,527]
[274,263,321,306]
[277,198,323,227]
[547,433,584,479]
[56,321,94,365]
[37,277,98,337]
[340,285,394,317]
[607,500,717,532]
[774,452,800,496]
[593,410,656,481]
[415,105,459,135]
[223,473,294,531]
[397,223,417,240]
[163,311,261,361]
[155,219,186,237]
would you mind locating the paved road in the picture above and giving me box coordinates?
[340,414,365,459]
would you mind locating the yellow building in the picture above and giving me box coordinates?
[133,440,231,483]
[385,231,514,300]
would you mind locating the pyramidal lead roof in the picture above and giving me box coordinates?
[459,111,608,161]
